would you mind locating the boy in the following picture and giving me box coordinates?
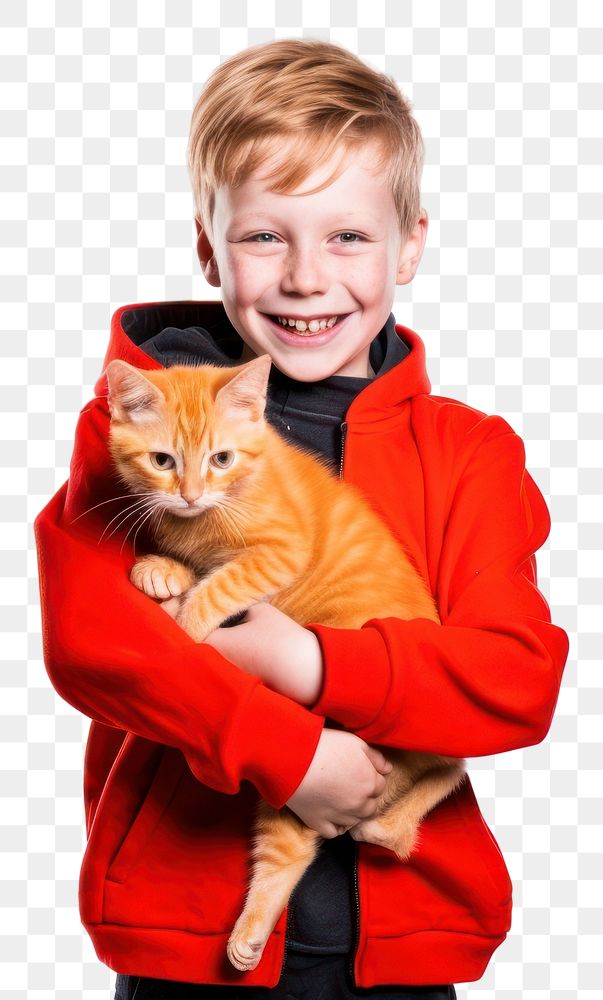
[34,38,569,1000]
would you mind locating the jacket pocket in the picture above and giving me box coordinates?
[106,744,185,885]
[462,781,513,907]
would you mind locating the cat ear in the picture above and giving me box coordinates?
[104,360,165,423]
[215,353,272,423]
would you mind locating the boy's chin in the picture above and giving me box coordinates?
[273,355,369,381]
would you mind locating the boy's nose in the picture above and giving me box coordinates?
[281,248,329,296]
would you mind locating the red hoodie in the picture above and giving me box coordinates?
[33,300,569,989]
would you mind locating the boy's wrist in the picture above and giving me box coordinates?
[296,629,325,706]
[265,628,324,706]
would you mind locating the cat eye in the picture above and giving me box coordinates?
[210,451,235,470]
[150,452,176,470]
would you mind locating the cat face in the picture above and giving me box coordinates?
[104,355,272,518]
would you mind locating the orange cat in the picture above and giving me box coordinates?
[105,354,466,973]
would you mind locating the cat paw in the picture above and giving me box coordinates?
[350,816,419,861]
[130,555,196,600]
[175,598,214,643]
[226,933,266,973]
[158,595,183,620]
[390,825,419,862]
[349,817,393,851]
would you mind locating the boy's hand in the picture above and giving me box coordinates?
[286,728,392,839]
[202,601,324,707]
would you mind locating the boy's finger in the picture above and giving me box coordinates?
[366,747,393,773]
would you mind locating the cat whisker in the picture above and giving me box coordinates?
[70,492,157,524]
[100,501,159,545]
[156,505,168,536]
[96,496,157,542]
[215,495,256,527]
[131,504,163,558]
[120,501,162,557]
[99,498,160,544]
[213,499,247,548]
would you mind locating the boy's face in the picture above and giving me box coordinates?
[195,138,428,381]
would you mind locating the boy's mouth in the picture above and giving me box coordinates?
[268,313,343,334]
[262,312,351,344]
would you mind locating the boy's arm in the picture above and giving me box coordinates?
[34,396,325,810]
[305,414,570,758]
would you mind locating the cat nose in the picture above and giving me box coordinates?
[181,491,202,505]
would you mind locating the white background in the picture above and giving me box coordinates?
[3,1,601,997]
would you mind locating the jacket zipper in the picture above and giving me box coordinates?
[348,839,360,986]
[282,862,360,989]
[339,419,360,987]
[339,420,347,480]
[280,423,352,984]
[282,904,290,978]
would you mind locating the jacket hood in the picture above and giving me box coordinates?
[95,300,432,425]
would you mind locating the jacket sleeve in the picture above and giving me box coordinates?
[34,397,325,810]
[305,415,570,758]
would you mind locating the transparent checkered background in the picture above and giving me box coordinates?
[3,0,600,997]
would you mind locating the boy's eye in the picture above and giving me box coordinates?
[245,232,363,243]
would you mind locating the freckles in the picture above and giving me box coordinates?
[223,256,257,299]
[350,257,383,292]
[243,263,281,303]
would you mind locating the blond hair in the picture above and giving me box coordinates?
[187,38,424,244]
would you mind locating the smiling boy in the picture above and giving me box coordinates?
[197,139,427,382]
[34,37,568,1000]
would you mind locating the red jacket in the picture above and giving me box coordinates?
[34,300,569,989]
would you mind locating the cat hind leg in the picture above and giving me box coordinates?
[350,762,467,861]
[227,804,321,973]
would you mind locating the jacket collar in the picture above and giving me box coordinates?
[95,300,432,426]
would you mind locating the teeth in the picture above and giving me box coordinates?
[276,315,339,334]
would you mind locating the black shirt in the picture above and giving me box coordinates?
[137,311,409,954]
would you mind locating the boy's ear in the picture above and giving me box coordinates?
[195,217,221,287]
[396,209,429,286]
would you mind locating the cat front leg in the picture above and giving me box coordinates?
[130,555,197,600]
[175,545,304,642]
